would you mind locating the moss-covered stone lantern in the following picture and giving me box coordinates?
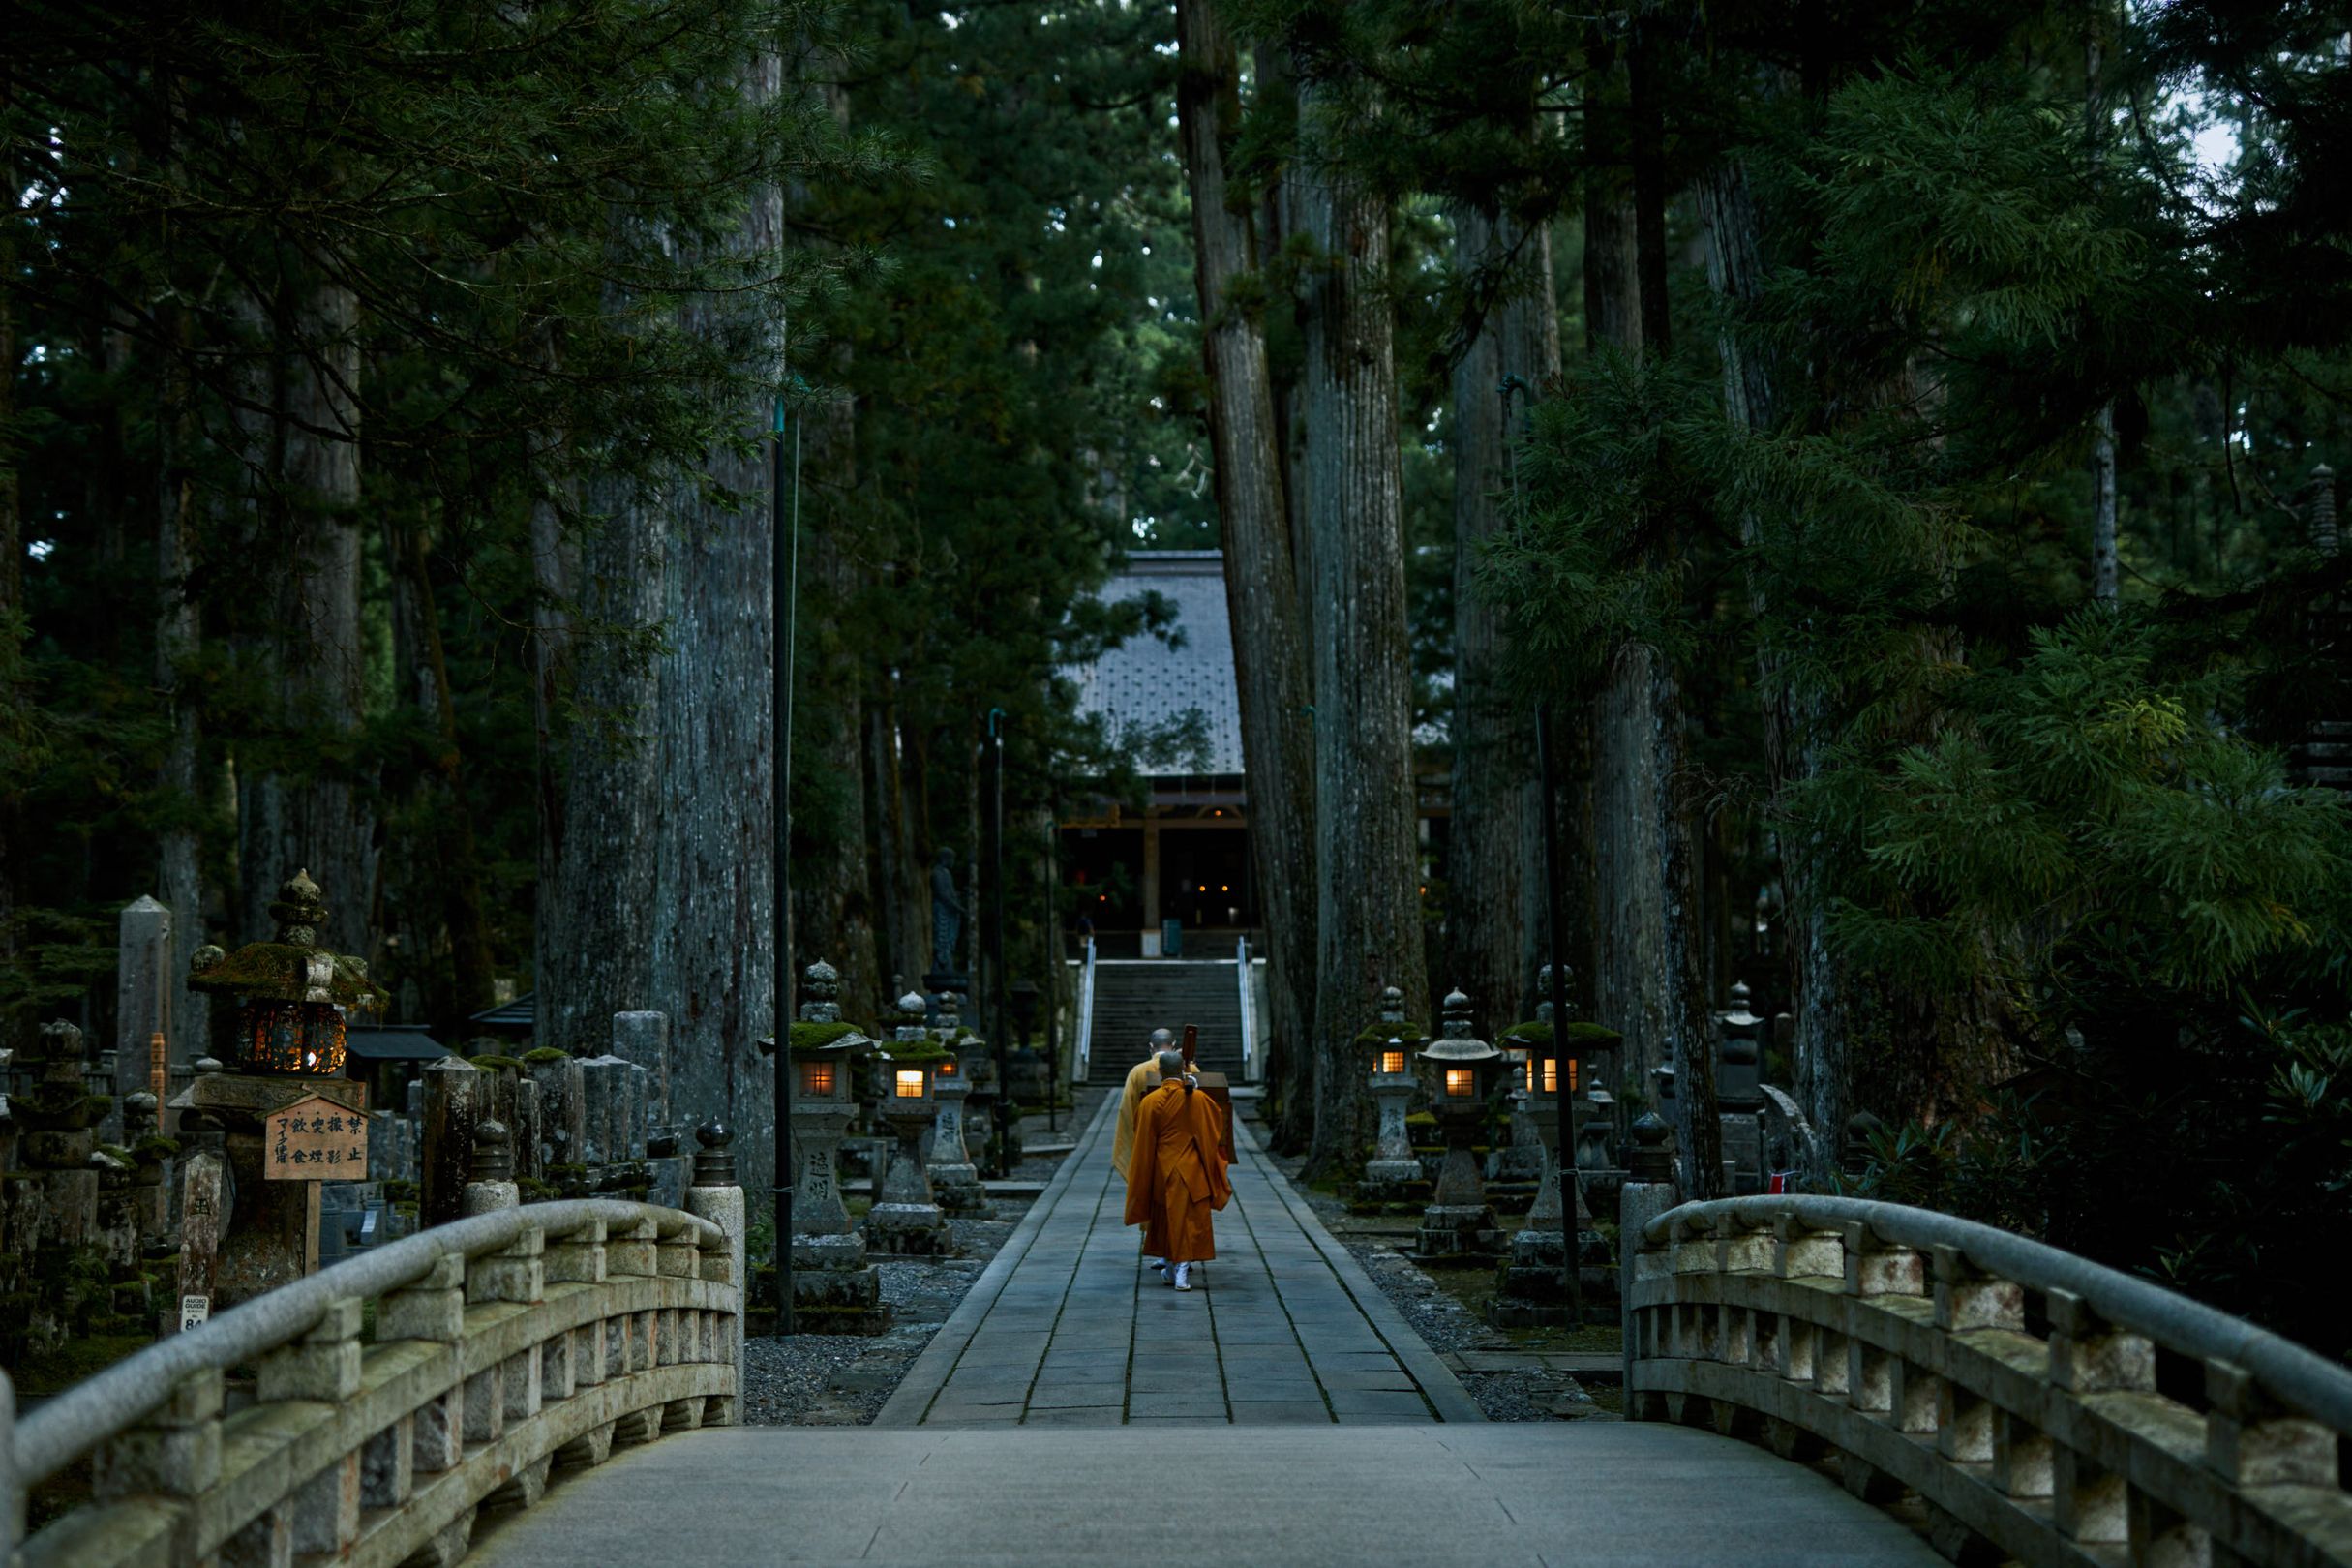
[1414,990,1504,1260]
[784,960,873,1237]
[1359,987,1425,1203]
[173,868,386,1309]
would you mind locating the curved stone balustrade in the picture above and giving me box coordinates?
[1626,1194,2352,1567]
[2,1195,742,1568]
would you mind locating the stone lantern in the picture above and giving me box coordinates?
[1414,990,1504,1260]
[173,869,385,1308]
[862,993,953,1256]
[784,960,874,1237]
[1360,988,1423,1203]
[926,998,986,1214]
[778,961,889,1330]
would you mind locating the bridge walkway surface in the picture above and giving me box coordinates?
[467,1095,1944,1566]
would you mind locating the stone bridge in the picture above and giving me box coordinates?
[6,1096,2348,1568]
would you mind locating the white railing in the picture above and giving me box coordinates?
[4,1191,742,1567]
[1071,936,1097,1082]
[1625,1193,2352,1567]
[1234,935,1255,1083]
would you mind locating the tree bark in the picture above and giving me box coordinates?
[1448,204,1557,1034]
[155,296,209,1065]
[1176,0,1318,1147]
[1295,71,1428,1172]
[0,228,20,1049]
[654,57,784,1187]
[385,509,496,1033]
[239,281,375,959]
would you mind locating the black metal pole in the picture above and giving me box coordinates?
[772,400,797,1336]
[989,711,1010,1174]
[1533,700,1579,1315]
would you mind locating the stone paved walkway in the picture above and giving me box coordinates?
[877,1089,1481,1426]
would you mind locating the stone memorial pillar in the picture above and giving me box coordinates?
[611,1011,671,1135]
[528,1051,585,1178]
[114,896,172,1113]
[1715,981,1765,1196]
[463,1121,520,1216]
[420,1057,483,1227]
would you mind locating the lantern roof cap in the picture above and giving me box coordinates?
[187,870,385,1010]
[1419,988,1498,1064]
[780,1020,875,1059]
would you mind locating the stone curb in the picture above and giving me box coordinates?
[874,1095,1117,1427]
[1230,1117,1486,1424]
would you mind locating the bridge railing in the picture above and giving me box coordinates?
[1628,1193,2352,1568]
[1234,934,1254,1083]
[2,1191,742,1568]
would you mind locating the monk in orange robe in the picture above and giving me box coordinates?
[1123,1049,1232,1290]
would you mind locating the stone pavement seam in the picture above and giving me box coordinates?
[1230,1115,1486,1424]
[875,1093,1118,1427]
[1219,1153,1338,1422]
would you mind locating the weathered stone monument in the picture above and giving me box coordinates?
[862,993,953,1256]
[778,960,889,1331]
[1413,991,1506,1261]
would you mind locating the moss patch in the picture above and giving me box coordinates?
[790,1021,866,1056]
[12,1333,155,1396]
[467,1053,524,1071]
[523,1046,571,1065]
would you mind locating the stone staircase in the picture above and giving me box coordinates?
[1086,959,1246,1082]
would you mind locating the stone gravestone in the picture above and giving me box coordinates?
[114,895,172,1123]
[611,1011,671,1137]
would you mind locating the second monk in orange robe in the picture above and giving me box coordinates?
[1123,1049,1232,1289]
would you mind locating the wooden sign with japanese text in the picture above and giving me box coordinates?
[265,1094,370,1181]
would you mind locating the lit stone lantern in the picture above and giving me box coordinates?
[862,993,953,1256]
[771,960,889,1330]
[1414,990,1504,1260]
[1361,987,1423,1200]
[926,993,986,1214]
[782,960,873,1237]
[175,868,386,1308]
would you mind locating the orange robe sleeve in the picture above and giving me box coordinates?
[1123,1089,1164,1229]
[1192,1091,1233,1211]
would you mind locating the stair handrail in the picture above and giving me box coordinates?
[1234,933,1255,1082]
[1072,933,1097,1082]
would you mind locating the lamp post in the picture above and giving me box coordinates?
[771,389,801,1336]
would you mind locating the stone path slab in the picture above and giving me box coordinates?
[877,1090,1480,1426]
[467,1424,1945,1568]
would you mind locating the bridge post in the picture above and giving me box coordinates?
[1617,1113,1678,1419]
[686,1123,745,1426]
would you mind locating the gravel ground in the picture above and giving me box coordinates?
[1253,1119,1607,1424]
[743,1091,1107,1427]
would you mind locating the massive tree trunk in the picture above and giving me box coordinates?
[1584,41,1718,1192]
[790,398,882,1025]
[537,472,662,1056]
[155,295,209,1064]
[385,508,496,1033]
[1448,204,1557,1034]
[239,281,376,960]
[0,235,20,1049]
[654,129,784,1201]
[1295,74,1428,1173]
[863,665,928,997]
[1175,0,1318,1145]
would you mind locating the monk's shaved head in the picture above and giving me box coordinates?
[1156,1049,1186,1078]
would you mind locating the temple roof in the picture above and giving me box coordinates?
[1069,551,1245,778]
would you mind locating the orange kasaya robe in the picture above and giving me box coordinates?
[1123,1078,1233,1264]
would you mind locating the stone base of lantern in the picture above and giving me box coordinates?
[930,1160,986,1214]
[788,1232,892,1334]
[863,1201,954,1256]
[1486,1225,1619,1326]
[1411,1202,1505,1263]
[1351,1159,1431,1211]
[1486,1142,1547,1183]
